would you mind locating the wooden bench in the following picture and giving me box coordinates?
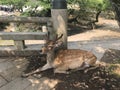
[0,31,48,56]
[0,16,54,56]
[0,32,47,50]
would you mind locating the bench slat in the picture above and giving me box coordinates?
[0,32,47,40]
[0,16,51,23]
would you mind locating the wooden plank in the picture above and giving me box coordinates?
[24,77,58,90]
[0,44,45,56]
[0,78,31,90]
[0,57,28,81]
[0,61,14,74]
[0,32,47,40]
[0,60,29,82]
[0,16,51,23]
[0,76,7,87]
[0,49,43,57]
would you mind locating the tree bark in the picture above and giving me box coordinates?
[109,0,120,28]
[87,11,101,29]
[95,11,102,22]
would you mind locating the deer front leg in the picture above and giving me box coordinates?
[22,67,42,77]
[40,63,53,71]
[22,63,52,77]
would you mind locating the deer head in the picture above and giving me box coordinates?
[41,34,63,54]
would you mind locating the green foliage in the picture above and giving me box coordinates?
[67,0,113,28]
[22,0,51,16]
[91,0,111,10]
[68,0,111,11]
[0,0,27,11]
[0,0,113,21]
[25,0,51,10]
[0,0,27,5]
[0,0,51,13]
[21,8,51,17]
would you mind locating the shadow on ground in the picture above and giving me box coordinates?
[23,49,120,90]
[67,24,92,36]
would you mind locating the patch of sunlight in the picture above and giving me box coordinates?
[28,77,40,87]
[43,79,58,88]
[16,65,20,69]
[114,65,120,76]
[68,29,120,42]
[107,64,120,77]
[0,40,14,45]
[4,47,14,50]
[112,43,120,47]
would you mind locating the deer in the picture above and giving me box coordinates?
[22,34,104,77]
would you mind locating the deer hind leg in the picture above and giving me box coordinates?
[84,66,99,73]
[22,63,52,77]
[78,62,98,73]
[84,61,100,73]
[54,69,69,74]
[70,65,89,72]
[70,62,90,72]
[54,66,69,74]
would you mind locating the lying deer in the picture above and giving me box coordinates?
[22,34,103,77]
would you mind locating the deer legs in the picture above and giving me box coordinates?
[22,63,52,77]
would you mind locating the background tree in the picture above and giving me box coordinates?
[0,0,116,29]
[67,0,112,29]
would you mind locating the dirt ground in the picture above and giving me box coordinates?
[68,18,120,42]
[21,18,120,90]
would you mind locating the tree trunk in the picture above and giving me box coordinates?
[109,0,120,28]
[95,11,102,22]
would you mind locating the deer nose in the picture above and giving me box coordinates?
[39,49,44,55]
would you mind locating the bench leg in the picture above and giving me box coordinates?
[14,40,26,50]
